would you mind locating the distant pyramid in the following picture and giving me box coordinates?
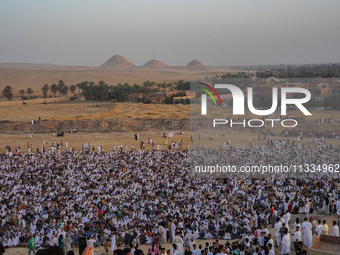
[142,59,168,68]
[100,55,135,68]
[186,59,205,68]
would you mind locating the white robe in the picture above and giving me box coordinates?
[171,223,176,241]
[336,201,340,216]
[111,235,116,252]
[184,232,193,250]
[303,222,313,248]
[173,236,184,255]
[158,226,167,243]
[281,233,290,255]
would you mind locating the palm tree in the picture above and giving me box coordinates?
[61,85,69,96]
[76,83,81,95]
[98,81,109,100]
[70,85,76,95]
[50,84,58,97]
[41,84,49,104]
[57,80,65,96]
[149,81,156,90]
[161,82,167,92]
[19,89,25,100]
[26,88,34,98]
[157,83,162,92]
[143,80,152,91]
[167,83,173,91]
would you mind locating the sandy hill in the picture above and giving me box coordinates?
[187,59,205,68]
[100,55,135,68]
[142,59,168,68]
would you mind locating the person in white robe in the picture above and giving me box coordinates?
[173,232,184,255]
[158,225,167,243]
[281,230,291,255]
[3,237,12,248]
[110,234,116,252]
[274,219,282,246]
[12,234,20,247]
[171,221,176,242]
[183,230,193,251]
[302,219,313,248]
[333,221,339,236]
[336,199,340,216]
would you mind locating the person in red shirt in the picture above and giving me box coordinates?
[288,202,293,212]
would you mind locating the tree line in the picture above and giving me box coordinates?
[256,64,340,78]
[1,79,191,103]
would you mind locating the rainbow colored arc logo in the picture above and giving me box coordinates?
[197,82,222,106]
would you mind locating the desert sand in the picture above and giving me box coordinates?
[1,99,340,152]
[0,62,238,96]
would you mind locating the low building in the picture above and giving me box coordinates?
[309,83,332,102]
[128,93,143,102]
[143,93,166,104]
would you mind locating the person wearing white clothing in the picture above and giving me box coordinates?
[281,230,290,255]
[274,219,282,246]
[110,234,116,252]
[294,226,302,254]
[333,221,339,236]
[302,218,313,248]
[335,199,340,216]
[268,243,275,255]
[316,220,324,235]
[171,221,176,242]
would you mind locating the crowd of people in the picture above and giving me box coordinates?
[192,135,340,178]
[0,136,340,255]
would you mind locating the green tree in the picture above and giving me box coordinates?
[76,83,82,95]
[50,84,58,97]
[19,89,25,100]
[61,85,69,96]
[166,83,173,91]
[161,82,167,92]
[70,85,76,95]
[41,84,49,104]
[26,88,34,98]
[142,80,152,91]
[57,80,65,96]
[98,81,109,100]
[2,85,14,101]
[164,96,172,104]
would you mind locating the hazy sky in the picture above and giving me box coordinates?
[1,0,340,67]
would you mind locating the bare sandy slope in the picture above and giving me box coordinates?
[0,65,238,95]
[0,100,190,122]
[0,100,339,151]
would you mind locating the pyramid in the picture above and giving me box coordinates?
[186,59,205,68]
[142,59,168,68]
[100,55,135,68]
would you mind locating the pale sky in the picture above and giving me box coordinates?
[0,0,340,67]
